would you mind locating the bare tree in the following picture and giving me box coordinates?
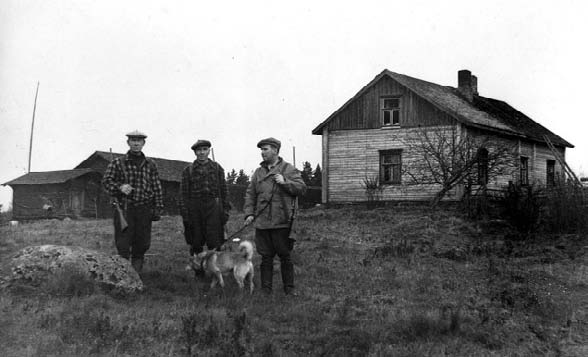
[403,126,517,208]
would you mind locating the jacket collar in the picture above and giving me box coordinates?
[260,157,284,179]
[125,151,146,165]
[192,158,211,167]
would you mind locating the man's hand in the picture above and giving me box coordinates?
[120,184,134,195]
[274,174,285,185]
[244,215,254,226]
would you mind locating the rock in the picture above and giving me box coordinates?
[3,245,143,294]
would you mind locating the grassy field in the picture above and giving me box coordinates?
[1,207,587,356]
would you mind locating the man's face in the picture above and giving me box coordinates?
[127,138,145,153]
[260,145,278,163]
[194,146,210,161]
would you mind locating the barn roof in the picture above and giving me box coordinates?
[3,169,98,186]
[76,151,190,182]
[312,69,573,148]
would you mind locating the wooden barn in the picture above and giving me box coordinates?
[75,151,190,214]
[312,69,574,204]
[4,169,105,220]
[4,151,190,220]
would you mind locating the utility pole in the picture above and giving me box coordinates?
[28,81,40,173]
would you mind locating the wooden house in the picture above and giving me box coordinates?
[4,151,190,220]
[312,69,574,204]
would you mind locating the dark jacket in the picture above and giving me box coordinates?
[179,159,229,221]
[244,158,307,229]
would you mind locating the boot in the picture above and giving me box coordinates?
[132,258,143,273]
[260,263,273,294]
[281,260,295,295]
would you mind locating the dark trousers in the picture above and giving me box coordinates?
[113,203,152,260]
[185,198,223,254]
[255,228,294,293]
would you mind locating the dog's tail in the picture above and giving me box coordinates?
[239,240,254,260]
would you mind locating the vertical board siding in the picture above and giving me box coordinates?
[326,76,454,131]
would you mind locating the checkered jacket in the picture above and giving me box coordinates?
[102,151,164,208]
[179,159,229,219]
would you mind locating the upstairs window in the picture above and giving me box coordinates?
[380,150,402,184]
[381,97,400,126]
[520,156,529,186]
[477,148,489,185]
[546,160,555,186]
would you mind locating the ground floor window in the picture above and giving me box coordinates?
[380,149,402,184]
[477,148,489,185]
[546,160,555,186]
[520,156,529,185]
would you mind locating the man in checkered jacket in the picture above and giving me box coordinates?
[102,130,164,273]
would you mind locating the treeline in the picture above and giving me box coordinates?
[225,162,322,187]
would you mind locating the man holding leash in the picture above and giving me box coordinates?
[102,130,164,273]
[179,140,230,258]
[244,137,307,295]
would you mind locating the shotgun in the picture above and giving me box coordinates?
[113,198,128,231]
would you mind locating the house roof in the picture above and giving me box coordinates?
[312,69,573,148]
[3,169,98,186]
[76,151,190,182]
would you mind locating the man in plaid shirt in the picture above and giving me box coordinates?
[102,130,163,273]
[179,139,230,257]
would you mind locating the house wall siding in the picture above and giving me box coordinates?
[325,126,563,203]
[327,126,463,203]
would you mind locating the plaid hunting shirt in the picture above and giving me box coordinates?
[102,151,164,208]
[179,159,229,219]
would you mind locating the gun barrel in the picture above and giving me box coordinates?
[113,201,128,231]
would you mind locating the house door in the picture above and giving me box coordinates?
[70,191,83,217]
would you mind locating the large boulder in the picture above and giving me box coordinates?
[2,245,143,294]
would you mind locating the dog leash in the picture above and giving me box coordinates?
[220,181,278,247]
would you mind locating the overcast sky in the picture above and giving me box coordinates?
[1,0,587,211]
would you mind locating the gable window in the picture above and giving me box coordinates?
[380,149,402,184]
[520,156,529,186]
[380,97,400,126]
[546,160,555,186]
[477,148,489,185]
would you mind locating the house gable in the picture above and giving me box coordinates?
[313,74,455,133]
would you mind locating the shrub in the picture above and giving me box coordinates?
[362,175,384,209]
[500,183,543,236]
[542,182,588,233]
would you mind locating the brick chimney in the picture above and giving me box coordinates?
[457,69,476,102]
[471,75,478,96]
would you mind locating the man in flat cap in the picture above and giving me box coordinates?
[244,137,307,295]
[102,130,164,273]
[179,139,230,259]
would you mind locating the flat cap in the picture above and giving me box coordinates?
[257,137,281,150]
[126,130,147,139]
[191,139,212,150]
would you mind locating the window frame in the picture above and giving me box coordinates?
[380,96,401,127]
[520,156,529,186]
[379,149,402,184]
[546,160,555,186]
[477,148,489,185]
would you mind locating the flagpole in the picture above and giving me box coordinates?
[28,81,40,173]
